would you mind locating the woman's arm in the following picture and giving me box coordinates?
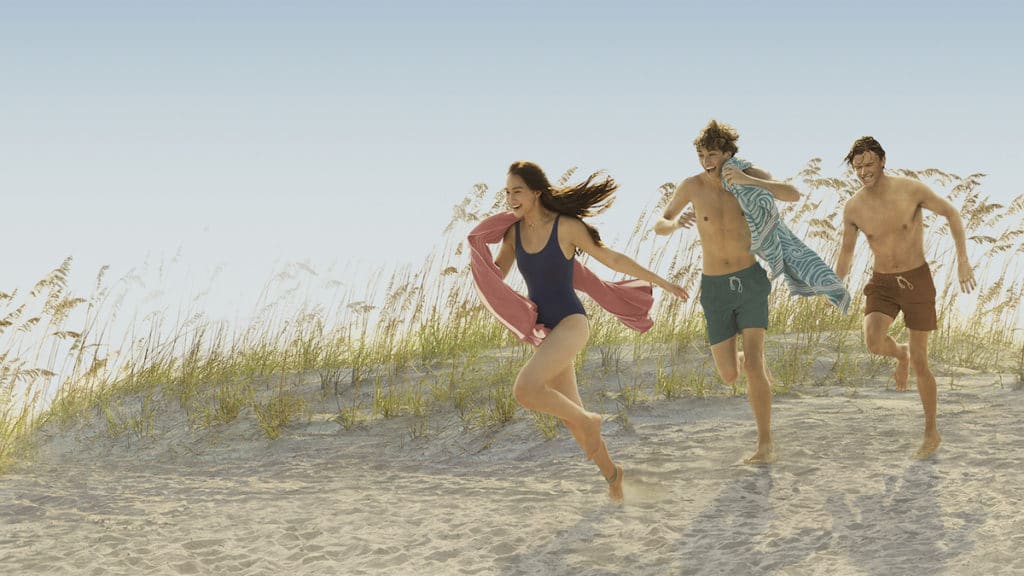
[566,218,689,301]
[494,226,516,280]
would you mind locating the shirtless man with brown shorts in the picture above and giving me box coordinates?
[835,136,976,459]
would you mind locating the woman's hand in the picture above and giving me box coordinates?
[662,282,689,301]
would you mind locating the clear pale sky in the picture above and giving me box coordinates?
[3,1,1022,319]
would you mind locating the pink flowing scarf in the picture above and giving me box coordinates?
[468,212,654,347]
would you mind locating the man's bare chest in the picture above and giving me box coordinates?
[692,188,747,230]
[855,201,922,239]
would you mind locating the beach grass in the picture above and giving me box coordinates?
[2,161,1022,473]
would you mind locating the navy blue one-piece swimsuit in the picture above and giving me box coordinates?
[515,214,587,329]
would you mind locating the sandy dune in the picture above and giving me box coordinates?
[2,366,1022,575]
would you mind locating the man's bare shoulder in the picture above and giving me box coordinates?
[844,188,885,228]
[680,173,704,187]
[888,174,921,186]
[844,187,867,211]
[667,175,701,203]
[889,175,931,196]
[679,173,713,194]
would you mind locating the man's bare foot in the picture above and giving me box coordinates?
[914,431,941,460]
[581,412,604,461]
[606,464,624,502]
[894,344,910,391]
[743,442,777,464]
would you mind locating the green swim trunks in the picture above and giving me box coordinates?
[699,262,771,345]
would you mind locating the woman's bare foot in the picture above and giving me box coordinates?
[914,431,942,459]
[606,464,624,502]
[894,344,910,391]
[743,442,777,464]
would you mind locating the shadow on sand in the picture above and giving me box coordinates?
[825,459,983,575]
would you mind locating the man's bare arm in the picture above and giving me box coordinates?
[835,204,859,282]
[653,178,696,236]
[918,182,977,293]
[723,165,801,202]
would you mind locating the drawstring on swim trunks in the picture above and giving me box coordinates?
[895,275,915,290]
[729,276,744,293]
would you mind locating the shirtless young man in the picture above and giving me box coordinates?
[835,136,976,459]
[654,120,801,464]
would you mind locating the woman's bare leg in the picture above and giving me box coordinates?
[549,363,622,499]
[513,315,603,459]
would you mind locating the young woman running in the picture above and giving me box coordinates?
[479,161,688,500]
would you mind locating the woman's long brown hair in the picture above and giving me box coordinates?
[507,161,617,250]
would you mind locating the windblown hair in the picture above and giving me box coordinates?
[844,136,886,165]
[507,161,616,249]
[693,119,739,155]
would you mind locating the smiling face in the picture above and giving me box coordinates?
[851,150,885,188]
[696,146,732,177]
[505,174,540,218]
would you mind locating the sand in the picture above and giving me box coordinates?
[1,363,1022,575]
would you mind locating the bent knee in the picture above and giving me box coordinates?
[512,381,536,408]
[718,367,740,385]
[864,336,886,355]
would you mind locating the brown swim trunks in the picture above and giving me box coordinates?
[863,263,937,331]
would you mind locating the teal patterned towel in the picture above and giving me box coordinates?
[723,157,851,314]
